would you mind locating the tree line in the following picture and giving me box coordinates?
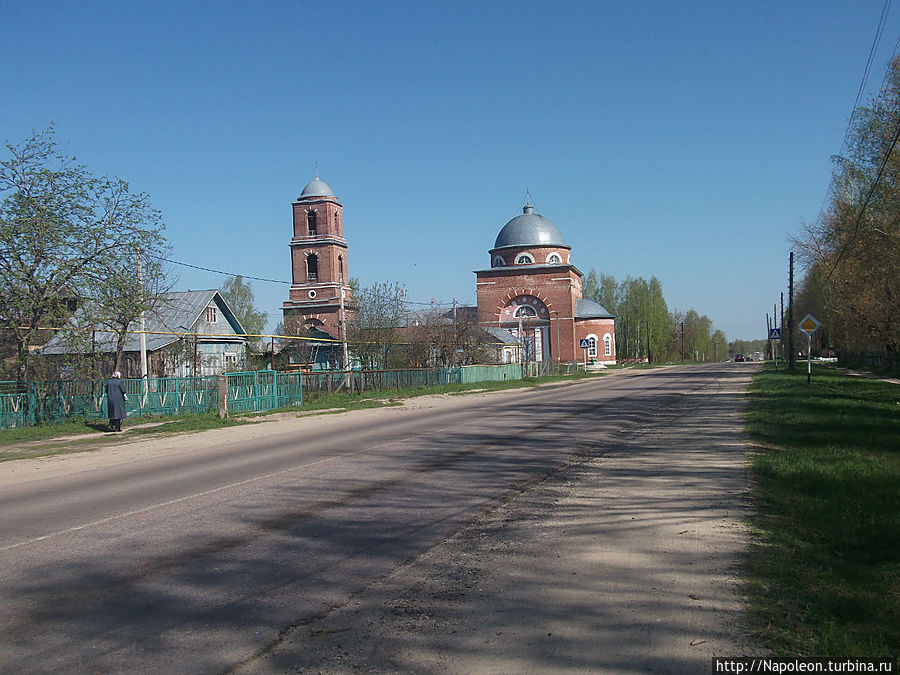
[793,55,900,354]
[582,270,729,363]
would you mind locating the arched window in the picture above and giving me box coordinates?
[337,254,344,281]
[306,254,318,281]
[492,256,506,268]
[547,252,562,264]
[584,333,598,358]
[514,305,537,318]
[604,333,612,357]
[307,210,317,235]
[515,253,534,264]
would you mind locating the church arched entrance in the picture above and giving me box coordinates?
[500,295,551,362]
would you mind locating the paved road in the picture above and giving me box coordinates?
[0,364,755,673]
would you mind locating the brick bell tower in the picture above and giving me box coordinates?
[282,175,354,337]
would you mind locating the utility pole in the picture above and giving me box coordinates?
[338,269,351,392]
[788,252,795,370]
[780,292,785,365]
[680,321,685,363]
[136,250,148,379]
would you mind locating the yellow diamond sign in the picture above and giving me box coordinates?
[798,313,820,335]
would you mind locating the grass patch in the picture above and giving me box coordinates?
[744,362,899,656]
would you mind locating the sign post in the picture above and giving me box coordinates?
[797,314,821,385]
[579,338,590,367]
[768,327,782,369]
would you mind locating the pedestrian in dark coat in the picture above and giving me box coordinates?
[106,371,127,432]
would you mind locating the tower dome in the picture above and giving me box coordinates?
[299,176,336,199]
[493,203,569,250]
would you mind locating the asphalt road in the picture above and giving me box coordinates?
[0,363,755,673]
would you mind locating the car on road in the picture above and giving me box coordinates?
[734,354,745,362]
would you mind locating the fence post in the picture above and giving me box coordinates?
[218,374,228,419]
[273,370,279,409]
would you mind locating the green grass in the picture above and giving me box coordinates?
[744,363,900,656]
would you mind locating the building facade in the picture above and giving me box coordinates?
[281,175,353,337]
[475,202,616,364]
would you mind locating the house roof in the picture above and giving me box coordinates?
[483,327,520,345]
[575,298,615,319]
[42,290,247,355]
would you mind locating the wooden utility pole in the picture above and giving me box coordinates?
[338,270,351,393]
[788,252,795,370]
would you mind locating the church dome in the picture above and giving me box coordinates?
[494,204,569,250]
[299,176,336,199]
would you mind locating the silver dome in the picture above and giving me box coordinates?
[493,204,569,250]
[299,176,336,199]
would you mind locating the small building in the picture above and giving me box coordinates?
[475,201,616,365]
[42,290,248,377]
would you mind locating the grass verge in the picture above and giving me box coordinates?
[744,362,899,656]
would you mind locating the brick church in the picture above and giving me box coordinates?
[475,201,617,364]
[280,175,615,366]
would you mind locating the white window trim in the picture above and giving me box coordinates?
[492,255,506,267]
[206,306,218,323]
[585,333,598,358]
[546,251,562,264]
[603,333,612,357]
[515,252,535,264]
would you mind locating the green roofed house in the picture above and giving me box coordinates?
[41,290,248,378]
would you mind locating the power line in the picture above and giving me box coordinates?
[817,0,894,219]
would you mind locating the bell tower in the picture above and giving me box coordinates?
[282,175,353,336]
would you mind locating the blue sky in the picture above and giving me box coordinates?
[3,1,898,340]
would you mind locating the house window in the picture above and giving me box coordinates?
[307,254,318,280]
[515,253,534,264]
[492,256,505,268]
[514,305,537,318]
[604,333,612,357]
[206,306,218,323]
[224,352,238,370]
[547,252,562,264]
[307,210,317,235]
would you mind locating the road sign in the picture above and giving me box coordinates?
[579,338,590,349]
[798,314,820,335]
[768,328,782,340]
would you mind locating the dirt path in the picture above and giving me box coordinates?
[237,368,754,673]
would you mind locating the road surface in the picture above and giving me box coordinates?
[0,363,755,673]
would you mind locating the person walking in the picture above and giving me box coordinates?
[106,371,127,432]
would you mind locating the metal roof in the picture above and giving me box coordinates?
[299,176,336,199]
[575,298,615,319]
[493,204,569,250]
[42,290,247,355]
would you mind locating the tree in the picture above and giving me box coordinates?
[220,275,268,337]
[348,280,408,370]
[795,56,900,352]
[0,126,169,379]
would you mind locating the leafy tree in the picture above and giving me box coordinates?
[795,56,900,352]
[0,126,169,379]
[220,275,268,337]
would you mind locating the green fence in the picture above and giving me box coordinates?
[0,364,524,430]
[0,371,303,430]
[839,351,900,375]
[225,371,302,413]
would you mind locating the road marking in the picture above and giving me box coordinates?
[0,451,363,553]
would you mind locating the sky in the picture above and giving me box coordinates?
[3,1,899,341]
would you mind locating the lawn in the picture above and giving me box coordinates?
[744,363,899,656]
